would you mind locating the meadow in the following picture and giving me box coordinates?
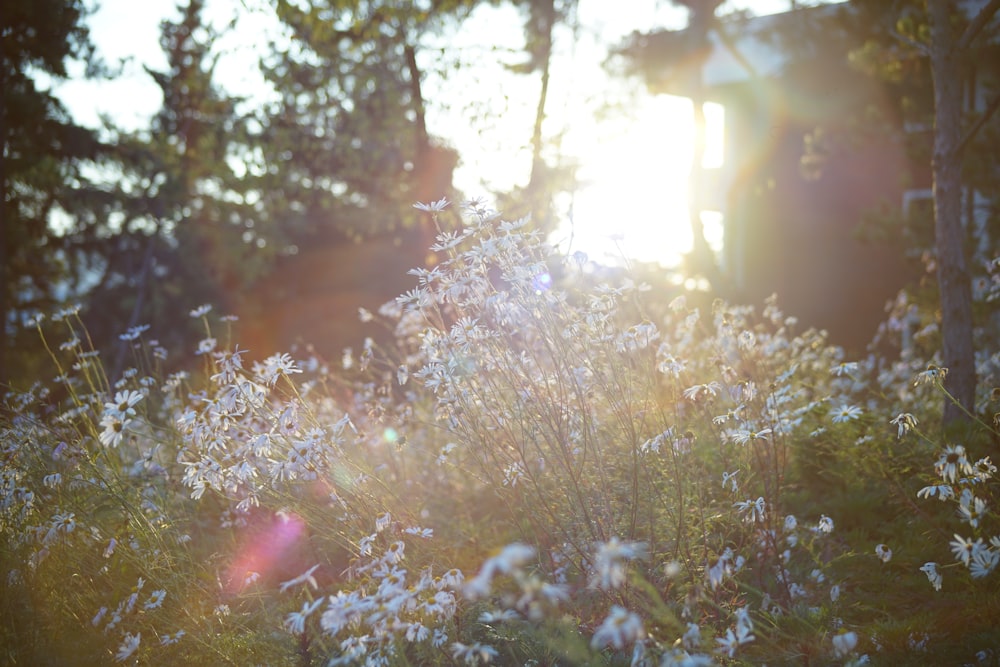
[2,198,998,665]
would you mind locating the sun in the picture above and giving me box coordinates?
[552,94,725,268]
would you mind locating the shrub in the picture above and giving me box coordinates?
[2,198,998,665]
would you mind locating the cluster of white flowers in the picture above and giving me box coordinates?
[6,201,1000,665]
[918,443,999,584]
[273,517,471,665]
[174,345,357,509]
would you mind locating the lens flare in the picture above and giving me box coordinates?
[225,511,306,595]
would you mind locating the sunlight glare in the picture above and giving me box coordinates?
[555,95,708,267]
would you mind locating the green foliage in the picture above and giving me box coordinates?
[0,0,105,384]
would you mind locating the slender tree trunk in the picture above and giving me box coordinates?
[688,82,717,278]
[404,44,429,162]
[0,64,8,388]
[928,0,976,424]
[683,0,724,287]
[527,0,555,217]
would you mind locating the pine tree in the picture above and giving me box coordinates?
[0,0,106,385]
[81,0,262,367]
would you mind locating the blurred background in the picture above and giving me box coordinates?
[5,0,998,385]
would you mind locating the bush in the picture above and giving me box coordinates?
[2,198,998,665]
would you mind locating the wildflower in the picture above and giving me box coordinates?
[935,445,972,483]
[950,534,986,567]
[830,361,859,377]
[959,494,988,529]
[92,606,108,626]
[115,632,140,662]
[253,352,301,385]
[919,562,942,591]
[889,413,918,438]
[403,526,433,539]
[502,461,525,487]
[973,456,996,482]
[118,324,150,342]
[683,382,722,402]
[104,609,122,632]
[715,607,755,657]
[784,515,798,532]
[159,630,185,646]
[195,337,217,355]
[283,597,324,635]
[830,584,841,602]
[278,564,320,593]
[189,304,212,318]
[721,470,739,493]
[479,609,520,623]
[831,403,863,423]
[98,413,128,448]
[320,591,367,636]
[589,538,647,590]
[706,549,733,590]
[661,649,715,666]
[438,568,464,589]
[413,197,450,213]
[143,589,166,610]
[105,390,144,419]
[331,636,370,664]
[52,304,81,321]
[375,512,392,533]
[732,379,757,402]
[730,427,771,445]
[656,349,687,378]
[875,544,892,563]
[734,497,766,524]
[464,543,535,599]
[450,641,498,665]
[45,512,76,543]
[832,631,858,658]
[590,606,645,650]
[682,622,702,650]
[423,590,457,617]
[917,483,954,501]
[59,335,81,351]
[970,546,1000,578]
[405,623,430,642]
[817,515,835,534]
[914,364,947,386]
[382,540,406,565]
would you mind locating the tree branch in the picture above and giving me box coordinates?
[712,21,759,78]
[890,25,931,56]
[957,90,1000,156]
[956,0,1000,51]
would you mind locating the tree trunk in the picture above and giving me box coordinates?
[681,0,723,286]
[0,62,8,388]
[527,0,555,220]
[928,0,976,424]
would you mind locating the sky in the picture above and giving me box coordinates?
[55,0,804,266]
